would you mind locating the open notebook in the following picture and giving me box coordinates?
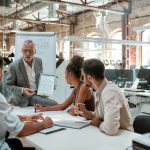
[54,120,91,129]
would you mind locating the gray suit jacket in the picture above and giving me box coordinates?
[6,57,43,106]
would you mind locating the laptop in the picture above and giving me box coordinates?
[54,120,91,129]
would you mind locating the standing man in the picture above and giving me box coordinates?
[77,59,133,135]
[7,40,57,107]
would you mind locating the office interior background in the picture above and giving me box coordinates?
[1,0,150,88]
[0,0,150,67]
[0,2,150,89]
[0,1,150,149]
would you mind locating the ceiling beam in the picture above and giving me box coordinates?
[37,0,130,14]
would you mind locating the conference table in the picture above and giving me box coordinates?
[13,107,140,150]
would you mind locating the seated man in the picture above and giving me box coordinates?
[76,59,133,135]
[6,40,57,107]
[0,56,53,150]
[0,92,53,150]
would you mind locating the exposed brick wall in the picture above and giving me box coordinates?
[1,0,150,68]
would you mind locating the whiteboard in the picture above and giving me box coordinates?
[15,32,56,75]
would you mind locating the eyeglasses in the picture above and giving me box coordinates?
[22,48,35,54]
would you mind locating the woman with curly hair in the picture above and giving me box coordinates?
[36,55,95,116]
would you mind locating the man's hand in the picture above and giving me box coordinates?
[23,88,36,96]
[26,113,44,122]
[74,103,94,120]
[91,117,102,127]
[43,117,53,128]
[34,104,46,112]
[74,103,86,116]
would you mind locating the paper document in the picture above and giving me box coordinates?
[37,74,55,97]
[43,111,87,122]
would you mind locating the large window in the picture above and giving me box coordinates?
[142,29,150,66]
[111,32,122,61]
[84,32,102,59]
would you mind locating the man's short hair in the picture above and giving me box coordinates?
[22,40,35,48]
[83,59,105,80]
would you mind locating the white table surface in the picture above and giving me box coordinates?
[13,107,140,150]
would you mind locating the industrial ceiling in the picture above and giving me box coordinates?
[0,0,128,32]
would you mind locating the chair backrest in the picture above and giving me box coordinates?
[133,115,150,134]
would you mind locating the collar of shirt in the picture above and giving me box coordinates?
[96,78,108,97]
[23,58,35,69]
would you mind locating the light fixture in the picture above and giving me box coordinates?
[46,4,59,21]
[95,10,110,36]
[61,36,150,46]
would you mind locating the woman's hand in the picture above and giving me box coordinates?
[67,107,77,116]
[74,103,86,116]
[34,104,46,112]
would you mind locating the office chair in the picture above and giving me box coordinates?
[133,115,150,134]
[23,147,35,150]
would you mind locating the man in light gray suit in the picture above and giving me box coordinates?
[6,40,57,107]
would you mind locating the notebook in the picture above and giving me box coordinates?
[39,126,66,134]
[54,120,91,129]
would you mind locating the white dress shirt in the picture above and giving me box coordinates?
[23,59,37,90]
[0,93,24,150]
[95,78,133,135]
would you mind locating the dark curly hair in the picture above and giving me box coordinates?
[66,55,84,79]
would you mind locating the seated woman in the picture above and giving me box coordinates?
[36,55,95,115]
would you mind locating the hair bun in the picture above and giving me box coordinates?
[70,55,84,69]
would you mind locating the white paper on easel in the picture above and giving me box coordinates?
[37,74,55,97]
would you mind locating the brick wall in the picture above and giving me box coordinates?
[1,0,150,68]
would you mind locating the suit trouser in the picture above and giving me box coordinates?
[6,138,23,150]
[29,95,58,106]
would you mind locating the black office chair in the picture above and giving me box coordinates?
[23,147,35,150]
[133,115,150,134]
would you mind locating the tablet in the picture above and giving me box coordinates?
[37,74,55,97]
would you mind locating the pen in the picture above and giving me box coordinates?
[34,104,37,113]
[10,104,14,111]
